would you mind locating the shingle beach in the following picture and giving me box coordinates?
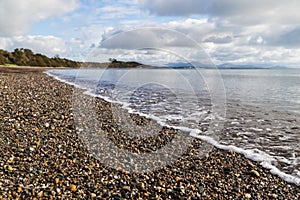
[0,66,299,199]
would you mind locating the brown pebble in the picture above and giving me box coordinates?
[270,193,278,198]
[38,191,43,197]
[245,193,251,199]
[70,184,77,192]
[17,186,22,193]
[250,169,260,177]
[55,178,60,184]
[175,177,183,182]
[91,193,97,198]
[8,166,14,171]
[247,161,256,168]
[228,149,235,155]
[137,182,145,190]
[123,186,131,191]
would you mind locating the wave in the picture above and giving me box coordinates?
[46,70,300,186]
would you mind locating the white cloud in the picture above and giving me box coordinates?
[138,0,300,25]
[204,35,233,44]
[97,5,140,19]
[100,28,198,49]
[99,19,221,49]
[91,16,300,67]
[209,43,300,67]
[0,0,79,36]
[134,1,300,66]
[86,26,215,67]
[137,0,300,47]
[0,35,76,57]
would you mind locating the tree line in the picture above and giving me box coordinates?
[0,48,80,67]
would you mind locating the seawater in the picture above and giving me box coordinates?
[46,68,300,186]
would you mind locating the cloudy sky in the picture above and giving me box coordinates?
[1,0,300,67]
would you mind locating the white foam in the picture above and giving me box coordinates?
[45,70,82,88]
[85,90,203,137]
[190,132,300,186]
[46,70,300,186]
[236,131,253,136]
[249,127,263,132]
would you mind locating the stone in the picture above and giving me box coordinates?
[250,169,260,177]
[245,193,251,199]
[137,182,145,190]
[70,184,77,192]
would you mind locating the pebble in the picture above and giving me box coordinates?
[56,188,61,193]
[17,186,22,193]
[38,191,43,198]
[250,169,260,177]
[55,178,60,184]
[8,166,14,171]
[270,193,278,198]
[70,184,77,192]
[137,182,145,190]
[44,122,50,128]
[91,193,96,198]
[122,186,131,191]
[245,193,251,199]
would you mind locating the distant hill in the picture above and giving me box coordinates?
[0,48,80,67]
[217,63,288,69]
[165,62,194,68]
[108,59,144,68]
[165,62,289,69]
[82,60,148,68]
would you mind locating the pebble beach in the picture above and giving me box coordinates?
[0,66,299,199]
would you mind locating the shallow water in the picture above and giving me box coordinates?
[47,68,300,185]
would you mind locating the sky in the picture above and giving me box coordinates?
[1,0,300,67]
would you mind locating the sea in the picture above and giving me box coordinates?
[46,68,300,186]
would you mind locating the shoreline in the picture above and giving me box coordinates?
[48,67,300,186]
[0,67,299,199]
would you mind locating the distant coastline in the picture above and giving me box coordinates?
[216,63,289,69]
[0,48,293,69]
[165,62,290,69]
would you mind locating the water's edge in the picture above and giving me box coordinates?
[45,70,300,186]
